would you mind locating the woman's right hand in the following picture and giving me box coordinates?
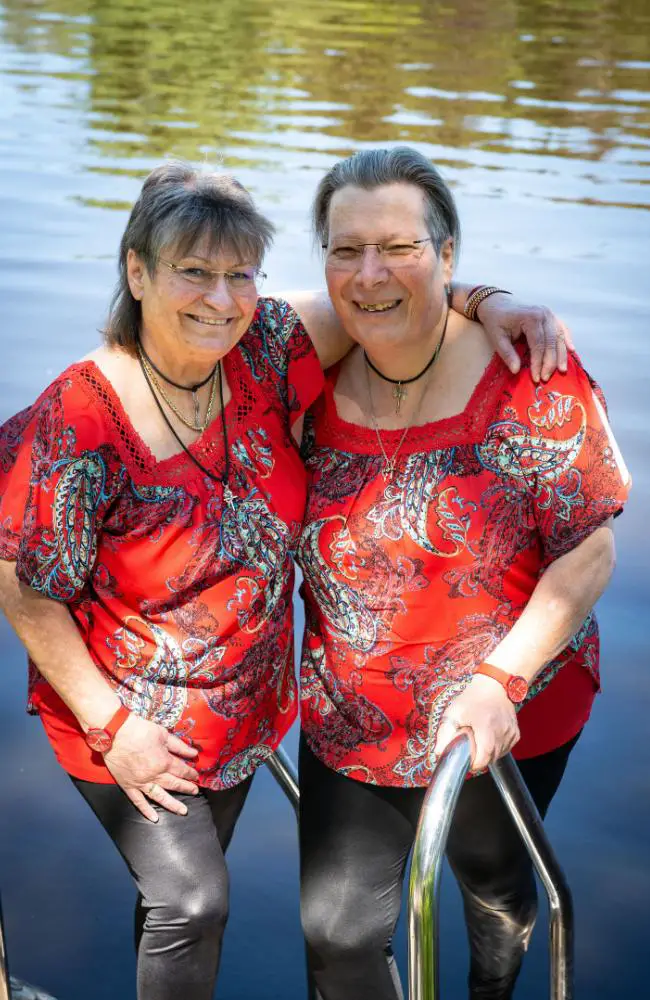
[103,714,200,821]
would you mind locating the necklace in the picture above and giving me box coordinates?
[138,341,218,428]
[138,349,217,432]
[137,344,236,509]
[364,307,448,480]
[364,308,449,414]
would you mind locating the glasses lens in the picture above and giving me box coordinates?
[227,268,264,290]
[326,244,425,271]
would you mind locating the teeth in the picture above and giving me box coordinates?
[358,301,399,313]
[189,316,231,326]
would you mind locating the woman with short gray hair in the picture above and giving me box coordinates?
[0,157,570,999]
[298,147,629,999]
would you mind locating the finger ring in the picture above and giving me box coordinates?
[147,782,159,797]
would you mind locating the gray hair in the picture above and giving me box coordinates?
[312,146,460,263]
[104,162,275,353]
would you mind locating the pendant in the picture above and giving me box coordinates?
[393,383,407,414]
[193,391,201,426]
[222,484,237,510]
[381,460,395,481]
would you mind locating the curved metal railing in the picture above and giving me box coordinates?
[1,743,573,1000]
[407,734,574,1000]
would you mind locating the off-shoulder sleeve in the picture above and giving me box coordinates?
[250,297,325,426]
[0,374,124,602]
[493,351,631,567]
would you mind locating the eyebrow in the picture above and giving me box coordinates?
[329,232,421,242]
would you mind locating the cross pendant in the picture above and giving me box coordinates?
[393,383,407,414]
[223,484,236,510]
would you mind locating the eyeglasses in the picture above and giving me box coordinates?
[158,257,266,291]
[322,238,433,272]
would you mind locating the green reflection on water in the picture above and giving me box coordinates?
[2,0,649,186]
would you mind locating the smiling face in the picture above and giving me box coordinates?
[127,233,259,366]
[324,182,453,354]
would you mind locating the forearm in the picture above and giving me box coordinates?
[486,522,616,682]
[0,560,120,730]
[449,281,509,322]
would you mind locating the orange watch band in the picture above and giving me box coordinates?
[475,662,528,704]
[84,703,131,754]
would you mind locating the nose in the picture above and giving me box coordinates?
[356,245,389,287]
[202,274,234,308]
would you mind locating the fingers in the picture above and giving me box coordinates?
[166,756,200,784]
[562,321,575,352]
[157,771,199,797]
[166,733,199,759]
[492,332,521,375]
[522,314,546,383]
[143,781,189,817]
[125,787,159,823]
[470,719,520,773]
[540,312,558,383]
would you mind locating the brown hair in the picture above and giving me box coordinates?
[104,162,275,353]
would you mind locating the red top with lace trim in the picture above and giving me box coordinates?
[297,347,630,787]
[0,298,322,789]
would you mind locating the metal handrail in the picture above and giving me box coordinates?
[407,734,574,1000]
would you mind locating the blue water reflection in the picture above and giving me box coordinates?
[1,1,648,997]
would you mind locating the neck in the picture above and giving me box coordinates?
[139,330,218,388]
[364,305,448,383]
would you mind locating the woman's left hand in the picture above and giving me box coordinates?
[432,674,520,772]
[478,292,575,383]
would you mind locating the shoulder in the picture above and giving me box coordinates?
[241,296,315,371]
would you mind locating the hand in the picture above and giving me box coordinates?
[433,675,520,772]
[477,293,575,383]
[103,714,200,822]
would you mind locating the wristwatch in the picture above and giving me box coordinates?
[475,662,529,704]
[84,703,131,753]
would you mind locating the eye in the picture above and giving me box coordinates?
[383,243,417,256]
[330,245,362,260]
[181,267,209,280]
[227,269,256,284]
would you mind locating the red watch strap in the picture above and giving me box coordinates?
[105,703,131,739]
[475,662,528,704]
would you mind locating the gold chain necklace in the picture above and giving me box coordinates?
[364,357,431,481]
[139,351,217,432]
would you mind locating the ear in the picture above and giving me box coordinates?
[439,238,454,284]
[126,249,147,301]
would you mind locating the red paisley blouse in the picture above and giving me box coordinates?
[0,298,322,790]
[298,347,630,787]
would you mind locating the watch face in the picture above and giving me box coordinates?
[507,676,528,704]
[86,728,112,753]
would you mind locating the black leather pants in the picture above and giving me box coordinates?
[71,774,252,1000]
[299,734,578,1000]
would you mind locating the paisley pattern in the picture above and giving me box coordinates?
[0,297,322,790]
[298,349,630,787]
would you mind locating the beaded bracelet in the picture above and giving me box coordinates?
[464,285,511,322]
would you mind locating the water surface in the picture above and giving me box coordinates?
[1,1,649,997]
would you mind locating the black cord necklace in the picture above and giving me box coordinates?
[364,307,449,415]
[137,345,235,508]
[138,340,217,391]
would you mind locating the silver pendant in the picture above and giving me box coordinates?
[223,484,237,510]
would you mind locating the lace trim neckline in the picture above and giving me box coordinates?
[319,352,511,453]
[65,345,253,482]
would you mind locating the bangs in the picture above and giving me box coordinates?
[151,189,274,268]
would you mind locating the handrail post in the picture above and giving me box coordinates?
[408,735,472,1000]
[489,755,574,1000]
[265,745,299,816]
[408,737,574,1000]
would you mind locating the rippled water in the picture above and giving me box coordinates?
[1,1,649,997]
